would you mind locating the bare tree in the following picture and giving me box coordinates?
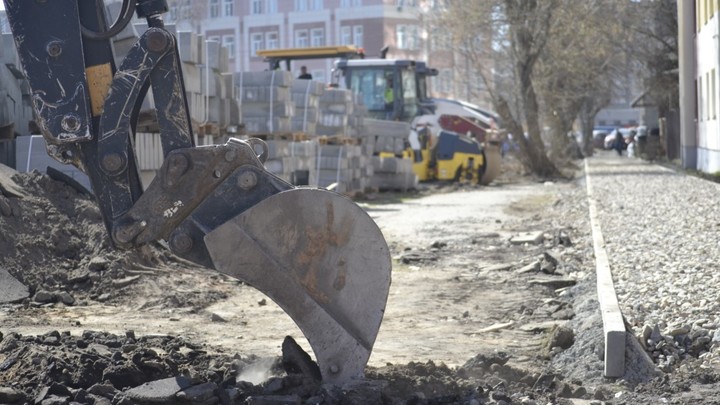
[436,0,647,175]
[536,0,630,158]
[624,0,678,118]
[439,0,562,177]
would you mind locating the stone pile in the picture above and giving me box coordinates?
[263,140,319,186]
[290,79,325,135]
[347,96,368,138]
[109,14,239,138]
[236,71,294,135]
[363,118,409,155]
[0,329,576,405]
[369,156,417,192]
[359,119,417,191]
[316,144,369,194]
[316,88,354,137]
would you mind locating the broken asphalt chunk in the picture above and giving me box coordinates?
[122,376,192,403]
[0,267,29,303]
[510,231,544,245]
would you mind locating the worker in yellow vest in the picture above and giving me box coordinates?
[384,77,394,119]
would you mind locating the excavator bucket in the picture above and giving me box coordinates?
[204,188,391,385]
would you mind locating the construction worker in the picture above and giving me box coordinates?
[384,77,394,119]
[298,66,313,79]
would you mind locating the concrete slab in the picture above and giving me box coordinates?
[585,159,626,378]
[0,268,29,303]
[519,320,568,333]
[0,163,24,198]
[124,376,192,403]
[509,231,544,245]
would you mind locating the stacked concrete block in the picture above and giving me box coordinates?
[290,79,324,134]
[0,34,34,137]
[317,88,354,136]
[315,144,369,194]
[361,119,410,155]
[110,21,240,138]
[369,156,417,192]
[263,140,318,186]
[347,98,368,138]
[236,71,294,134]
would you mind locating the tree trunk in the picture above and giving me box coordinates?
[518,69,562,177]
[579,114,595,157]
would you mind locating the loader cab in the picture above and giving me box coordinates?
[334,59,419,122]
[415,62,438,114]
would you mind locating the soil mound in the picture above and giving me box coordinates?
[0,168,220,309]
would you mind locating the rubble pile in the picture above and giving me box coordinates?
[290,79,324,134]
[0,167,213,308]
[263,140,319,186]
[237,71,294,135]
[0,330,586,405]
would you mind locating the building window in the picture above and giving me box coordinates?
[408,25,419,49]
[396,25,407,49]
[340,0,362,6]
[434,68,453,93]
[396,0,417,7]
[353,25,363,47]
[251,0,263,14]
[251,33,264,56]
[209,0,220,18]
[266,31,279,49]
[707,71,711,121]
[698,77,701,121]
[168,5,178,21]
[295,30,309,47]
[224,0,234,16]
[268,0,278,13]
[295,0,307,11]
[310,0,323,10]
[397,25,419,50]
[431,31,451,50]
[340,26,352,45]
[180,0,191,19]
[223,35,235,59]
[714,69,717,120]
[311,28,325,47]
[208,35,220,43]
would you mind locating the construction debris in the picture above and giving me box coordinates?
[0,267,28,304]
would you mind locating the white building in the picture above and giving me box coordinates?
[678,1,718,172]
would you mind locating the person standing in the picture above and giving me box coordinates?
[384,77,395,119]
[298,66,312,79]
[613,128,624,156]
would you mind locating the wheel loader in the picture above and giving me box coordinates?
[259,46,501,185]
[334,57,501,185]
[3,0,391,385]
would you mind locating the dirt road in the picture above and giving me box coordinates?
[1,172,594,403]
[1,181,572,368]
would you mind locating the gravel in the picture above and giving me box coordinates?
[545,153,720,403]
[586,155,720,371]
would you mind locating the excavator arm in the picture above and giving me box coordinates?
[3,0,391,384]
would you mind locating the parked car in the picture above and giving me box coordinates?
[593,129,610,149]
